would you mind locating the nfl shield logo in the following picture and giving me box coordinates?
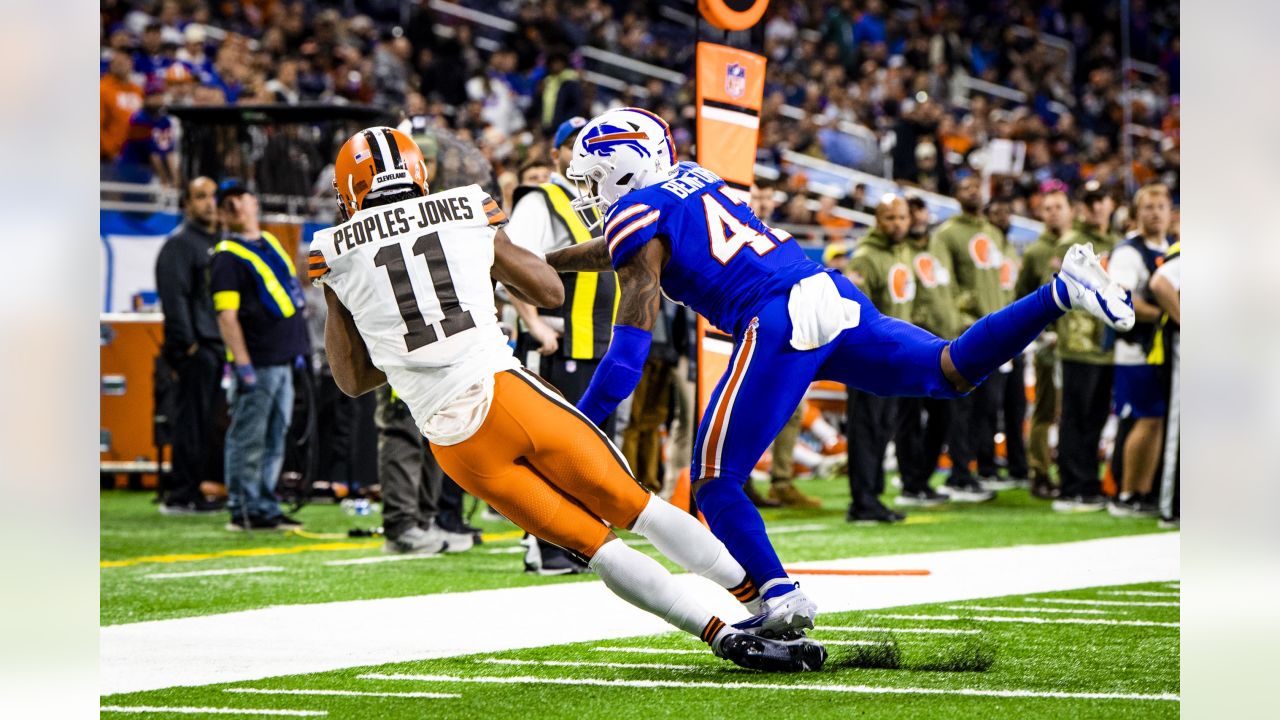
[725,63,746,99]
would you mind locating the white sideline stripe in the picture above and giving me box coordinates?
[226,688,459,699]
[1163,582,1180,589]
[101,707,325,717]
[358,673,1179,702]
[323,554,443,567]
[146,567,284,580]
[1029,598,1180,608]
[593,647,705,655]
[1099,590,1179,598]
[698,104,761,129]
[945,605,1119,615]
[877,614,1179,628]
[102,534,1179,695]
[484,658,696,671]
[480,547,525,555]
[816,625,981,636]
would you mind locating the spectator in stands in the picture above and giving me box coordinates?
[815,194,854,243]
[100,52,143,167]
[1050,180,1118,513]
[117,77,178,186]
[132,21,167,79]
[844,195,914,523]
[210,182,308,531]
[375,386,479,555]
[1016,184,1075,499]
[155,177,225,516]
[518,157,552,187]
[840,181,869,213]
[533,49,583,135]
[1108,183,1173,517]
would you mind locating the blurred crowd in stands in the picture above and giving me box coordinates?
[101,0,1180,221]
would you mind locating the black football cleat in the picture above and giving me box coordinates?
[715,632,828,672]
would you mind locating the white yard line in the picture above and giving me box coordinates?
[358,672,1179,702]
[1163,582,1180,590]
[101,707,325,717]
[102,533,1179,695]
[145,567,284,580]
[1029,598,1179,608]
[815,625,981,635]
[1099,591,1179,598]
[225,689,459,699]
[483,658,698,671]
[876,614,1179,628]
[323,554,442,567]
[479,547,525,555]
[945,605,1118,615]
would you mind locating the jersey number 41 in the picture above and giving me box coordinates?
[703,189,777,265]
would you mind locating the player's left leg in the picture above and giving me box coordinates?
[690,297,829,636]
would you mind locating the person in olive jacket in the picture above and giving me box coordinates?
[929,175,1003,503]
[843,195,915,524]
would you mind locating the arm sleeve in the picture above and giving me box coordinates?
[155,240,195,356]
[604,201,662,269]
[481,193,509,228]
[576,324,652,427]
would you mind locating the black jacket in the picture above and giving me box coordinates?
[155,221,223,361]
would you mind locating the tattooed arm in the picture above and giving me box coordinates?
[574,239,666,425]
[545,237,614,273]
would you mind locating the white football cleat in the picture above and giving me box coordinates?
[1054,243,1136,331]
[732,582,818,639]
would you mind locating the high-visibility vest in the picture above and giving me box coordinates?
[512,181,620,359]
[1146,241,1180,366]
[213,231,304,320]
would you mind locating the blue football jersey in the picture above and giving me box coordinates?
[603,162,822,335]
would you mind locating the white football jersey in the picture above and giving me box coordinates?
[310,184,519,439]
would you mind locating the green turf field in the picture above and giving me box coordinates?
[101,475,1169,626]
[100,580,1179,719]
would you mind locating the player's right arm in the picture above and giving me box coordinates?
[545,237,613,273]
[323,285,388,397]
[574,238,665,426]
[491,228,565,308]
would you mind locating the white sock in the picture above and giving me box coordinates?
[809,415,841,448]
[793,443,824,469]
[589,538,728,645]
[630,495,746,588]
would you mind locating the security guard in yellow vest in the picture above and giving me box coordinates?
[505,118,620,574]
[209,181,309,531]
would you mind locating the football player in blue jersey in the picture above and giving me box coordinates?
[546,107,1136,639]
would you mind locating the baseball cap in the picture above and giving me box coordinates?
[216,179,251,205]
[553,116,587,149]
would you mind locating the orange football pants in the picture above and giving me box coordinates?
[430,369,651,559]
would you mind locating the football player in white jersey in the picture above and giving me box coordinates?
[309,126,826,672]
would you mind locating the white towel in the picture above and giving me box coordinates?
[787,272,861,351]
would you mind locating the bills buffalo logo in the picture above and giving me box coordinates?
[725,62,746,99]
[968,234,1003,269]
[888,263,917,304]
[582,122,652,158]
[913,253,950,288]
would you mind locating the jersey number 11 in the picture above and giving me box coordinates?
[374,232,476,352]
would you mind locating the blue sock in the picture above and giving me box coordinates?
[949,279,1068,386]
[695,478,789,593]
